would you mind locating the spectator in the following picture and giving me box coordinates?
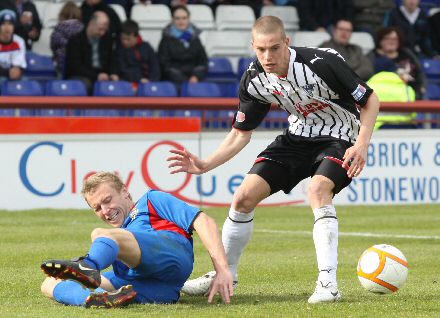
[367,26,426,99]
[158,5,208,85]
[429,10,440,56]
[384,0,435,58]
[13,0,42,50]
[50,1,84,76]
[320,19,374,81]
[65,11,119,94]
[0,9,26,81]
[118,19,161,84]
[81,0,121,41]
[298,0,353,32]
[352,0,395,37]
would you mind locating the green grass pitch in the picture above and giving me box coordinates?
[1,205,439,317]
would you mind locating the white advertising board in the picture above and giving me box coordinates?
[0,129,439,210]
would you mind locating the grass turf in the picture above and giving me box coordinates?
[1,205,439,317]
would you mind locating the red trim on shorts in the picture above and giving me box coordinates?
[254,157,269,164]
[147,200,191,239]
[325,156,348,171]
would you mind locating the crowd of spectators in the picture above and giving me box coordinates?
[1,0,440,100]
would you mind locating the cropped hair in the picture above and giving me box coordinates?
[252,15,286,40]
[81,172,126,198]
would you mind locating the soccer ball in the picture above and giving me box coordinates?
[357,244,409,294]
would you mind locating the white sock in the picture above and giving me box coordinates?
[221,208,255,281]
[312,205,338,285]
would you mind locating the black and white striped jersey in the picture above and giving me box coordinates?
[233,47,373,144]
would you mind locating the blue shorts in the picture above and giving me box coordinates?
[109,230,194,303]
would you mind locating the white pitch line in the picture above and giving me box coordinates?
[255,229,440,240]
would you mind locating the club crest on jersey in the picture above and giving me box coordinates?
[272,89,284,97]
[302,84,315,96]
[236,111,246,122]
[130,208,139,220]
[351,84,367,101]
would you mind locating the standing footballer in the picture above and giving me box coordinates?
[167,16,379,303]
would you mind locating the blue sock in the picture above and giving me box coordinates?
[84,237,119,271]
[53,280,106,306]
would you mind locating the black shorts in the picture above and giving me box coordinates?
[248,133,353,195]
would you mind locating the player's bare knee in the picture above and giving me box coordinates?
[90,227,111,241]
[232,188,257,212]
[308,177,334,201]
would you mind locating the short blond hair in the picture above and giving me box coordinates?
[81,172,125,198]
[252,16,286,40]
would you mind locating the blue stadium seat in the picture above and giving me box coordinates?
[237,57,254,80]
[421,59,440,82]
[1,80,44,96]
[45,80,87,96]
[205,110,235,129]
[25,52,57,80]
[426,83,440,99]
[0,109,15,116]
[37,109,67,116]
[83,109,121,117]
[205,57,236,83]
[132,109,155,117]
[217,81,239,97]
[137,81,178,97]
[93,81,135,97]
[181,82,222,97]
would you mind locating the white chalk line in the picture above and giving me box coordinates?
[255,229,440,240]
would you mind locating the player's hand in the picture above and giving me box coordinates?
[206,269,234,304]
[167,148,205,175]
[342,142,368,178]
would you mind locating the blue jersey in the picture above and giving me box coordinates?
[111,190,200,289]
[122,189,201,242]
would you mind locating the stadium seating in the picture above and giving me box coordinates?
[204,30,252,57]
[260,5,300,31]
[131,4,171,30]
[426,83,440,99]
[137,81,178,97]
[45,80,87,96]
[180,82,222,97]
[290,31,330,47]
[25,52,57,81]
[187,4,216,30]
[237,57,254,79]
[215,5,255,31]
[93,81,135,97]
[32,28,53,56]
[350,32,375,55]
[1,80,44,96]
[42,3,64,28]
[139,30,162,52]
[109,3,127,22]
[205,57,236,83]
[421,59,440,82]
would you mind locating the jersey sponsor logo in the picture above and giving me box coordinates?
[236,111,246,122]
[310,54,323,64]
[351,84,367,101]
[295,100,330,117]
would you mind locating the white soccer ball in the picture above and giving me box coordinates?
[357,244,409,294]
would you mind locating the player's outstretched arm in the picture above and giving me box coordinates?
[192,212,233,304]
[343,92,380,178]
[167,128,252,175]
